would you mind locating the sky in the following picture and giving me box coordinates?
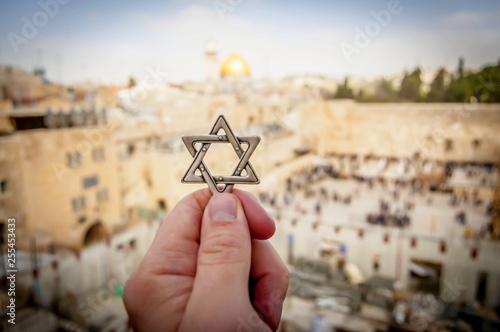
[0,0,499,84]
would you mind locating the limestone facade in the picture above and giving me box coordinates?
[0,110,120,249]
[300,101,500,163]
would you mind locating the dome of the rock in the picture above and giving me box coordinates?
[220,54,251,77]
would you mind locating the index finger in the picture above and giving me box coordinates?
[232,188,275,240]
[147,188,275,276]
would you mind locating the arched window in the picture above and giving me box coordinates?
[83,222,107,246]
[444,139,453,152]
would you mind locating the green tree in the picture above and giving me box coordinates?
[472,64,500,102]
[335,77,354,99]
[355,88,368,102]
[374,78,396,102]
[457,57,465,79]
[399,68,422,101]
[446,58,468,102]
[445,77,468,102]
[445,59,500,102]
[427,68,447,102]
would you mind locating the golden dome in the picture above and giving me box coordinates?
[220,54,251,77]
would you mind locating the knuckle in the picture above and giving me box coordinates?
[199,231,249,265]
[281,267,290,287]
[123,272,154,317]
[123,274,142,315]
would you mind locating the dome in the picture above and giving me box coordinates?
[220,54,251,77]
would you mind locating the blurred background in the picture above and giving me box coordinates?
[0,0,500,331]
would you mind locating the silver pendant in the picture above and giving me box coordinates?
[181,115,261,194]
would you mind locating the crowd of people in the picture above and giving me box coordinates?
[258,154,496,238]
[366,198,412,228]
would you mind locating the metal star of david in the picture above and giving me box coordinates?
[181,115,261,194]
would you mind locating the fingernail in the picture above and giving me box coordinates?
[209,193,237,222]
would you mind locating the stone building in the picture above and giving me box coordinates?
[493,163,500,240]
[0,107,120,250]
[299,100,500,163]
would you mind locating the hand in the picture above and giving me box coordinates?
[123,189,289,331]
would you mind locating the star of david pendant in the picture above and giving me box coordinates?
[181,115,261,194]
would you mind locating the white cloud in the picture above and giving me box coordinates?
[116,5,500,81]
[2,4,499,84]
[135,5,353,80]
[338,26,500,77]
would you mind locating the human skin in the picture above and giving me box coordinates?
[123,189,289,331]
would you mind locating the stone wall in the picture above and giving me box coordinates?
[0,124,121,249]
[300,101,500,163]
[493,163,500,240]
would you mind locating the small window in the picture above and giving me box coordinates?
[71,196,86,212]
[92,147,106,162]
[96,188,109,203]
[158,199,167,211]
[127,144,135,156]
[444,139,453,152]
[0,180,8,194]
[83,175,99,189]
[67,151,82,168]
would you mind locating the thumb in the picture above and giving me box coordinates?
[182,193,257,330]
